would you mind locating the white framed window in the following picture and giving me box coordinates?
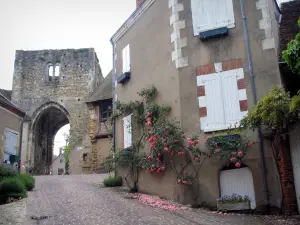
[122,44,130,73]
[197,68,247,132]
[122,114,132,148]
[191,0,235,36]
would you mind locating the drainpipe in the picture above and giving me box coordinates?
[18,113,26,173]
[239,0,270,210]
[110,39,117,176]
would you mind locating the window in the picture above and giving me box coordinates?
[122,114,132,148]
[48,65,53,77]
[55,65,60,77]
[191,0,235,36]
[197,68,248,132]
[82,153,88,162]
[122,44,130,73]
[99,100,112,121]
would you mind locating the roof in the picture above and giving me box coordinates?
[0,92,26,118]
[86,71,113,103]
[0,89,12,100]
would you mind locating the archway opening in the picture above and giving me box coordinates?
[52,124,70,175]
[32,106,69,175]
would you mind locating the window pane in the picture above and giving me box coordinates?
[48,66,53,76]
[55,65,60,77]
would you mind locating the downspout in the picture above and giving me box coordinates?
[110,39,117,176]
[239,0,270,210]
[18,113,26,173]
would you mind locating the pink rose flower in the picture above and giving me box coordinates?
[183,181,188,185]
[230,157,237,162]
[235,162,241,168]
[238,151,243,157]
[215,149,219,153]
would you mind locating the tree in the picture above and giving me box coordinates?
[282,19,300,76]
[241,86,300,214]
[62,132,70,174]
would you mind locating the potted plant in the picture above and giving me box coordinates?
[217,194,251,211]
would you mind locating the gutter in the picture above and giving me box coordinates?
[110,39,117,175]
[240,0,270,210]
[18,113,26,173]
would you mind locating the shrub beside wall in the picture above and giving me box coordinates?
[0,166,35,204]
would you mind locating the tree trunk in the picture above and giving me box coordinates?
[275,134,298,214]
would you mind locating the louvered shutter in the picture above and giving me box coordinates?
[126,45,130,72]
[221,70,241,128]
[122,46,127,73]
[198,73,226,132]
[191,0,235,35]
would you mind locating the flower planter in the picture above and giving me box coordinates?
[217,201,250,211]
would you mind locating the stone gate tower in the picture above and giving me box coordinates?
[11,48,103,174]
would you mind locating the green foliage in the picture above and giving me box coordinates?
[282,19,300,75]
[103,175,122,187]
[241,86,300,135]
[241,86,292,131]
[63,132,71,172]
[18,173,35,191]
[137,86,157,102]
[0,166,18,179]
[0,177,27,202]
[290,90,300,113]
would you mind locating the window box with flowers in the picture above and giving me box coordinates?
[217,194,251,211]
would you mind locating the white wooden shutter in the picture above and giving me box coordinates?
[122,46,127,73]
[198,73,226,132]
[221,70,241,128]
[191,0,235,35]
[122,45,130,73]
[123,114,132,148]
[220,168,256,209]
[126,45,130,72]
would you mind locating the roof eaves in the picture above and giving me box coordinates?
[110,0,156,44]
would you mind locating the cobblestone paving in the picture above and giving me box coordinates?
[1,174,300,225]
[0,198,27,225]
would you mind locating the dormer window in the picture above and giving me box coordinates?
[99,100,112,121]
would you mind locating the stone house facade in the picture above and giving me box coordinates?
[0,90,26,168]
[110,0,285,211]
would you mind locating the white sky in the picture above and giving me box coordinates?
[0,0,135,155]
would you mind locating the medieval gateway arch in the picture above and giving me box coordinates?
[11,48,103,174]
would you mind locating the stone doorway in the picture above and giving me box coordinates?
[30,103,70,175]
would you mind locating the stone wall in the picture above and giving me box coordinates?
[11,48,103,174]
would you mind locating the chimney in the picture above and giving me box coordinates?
[136,0,143,8]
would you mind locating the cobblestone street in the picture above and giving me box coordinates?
[1,174,299,225]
